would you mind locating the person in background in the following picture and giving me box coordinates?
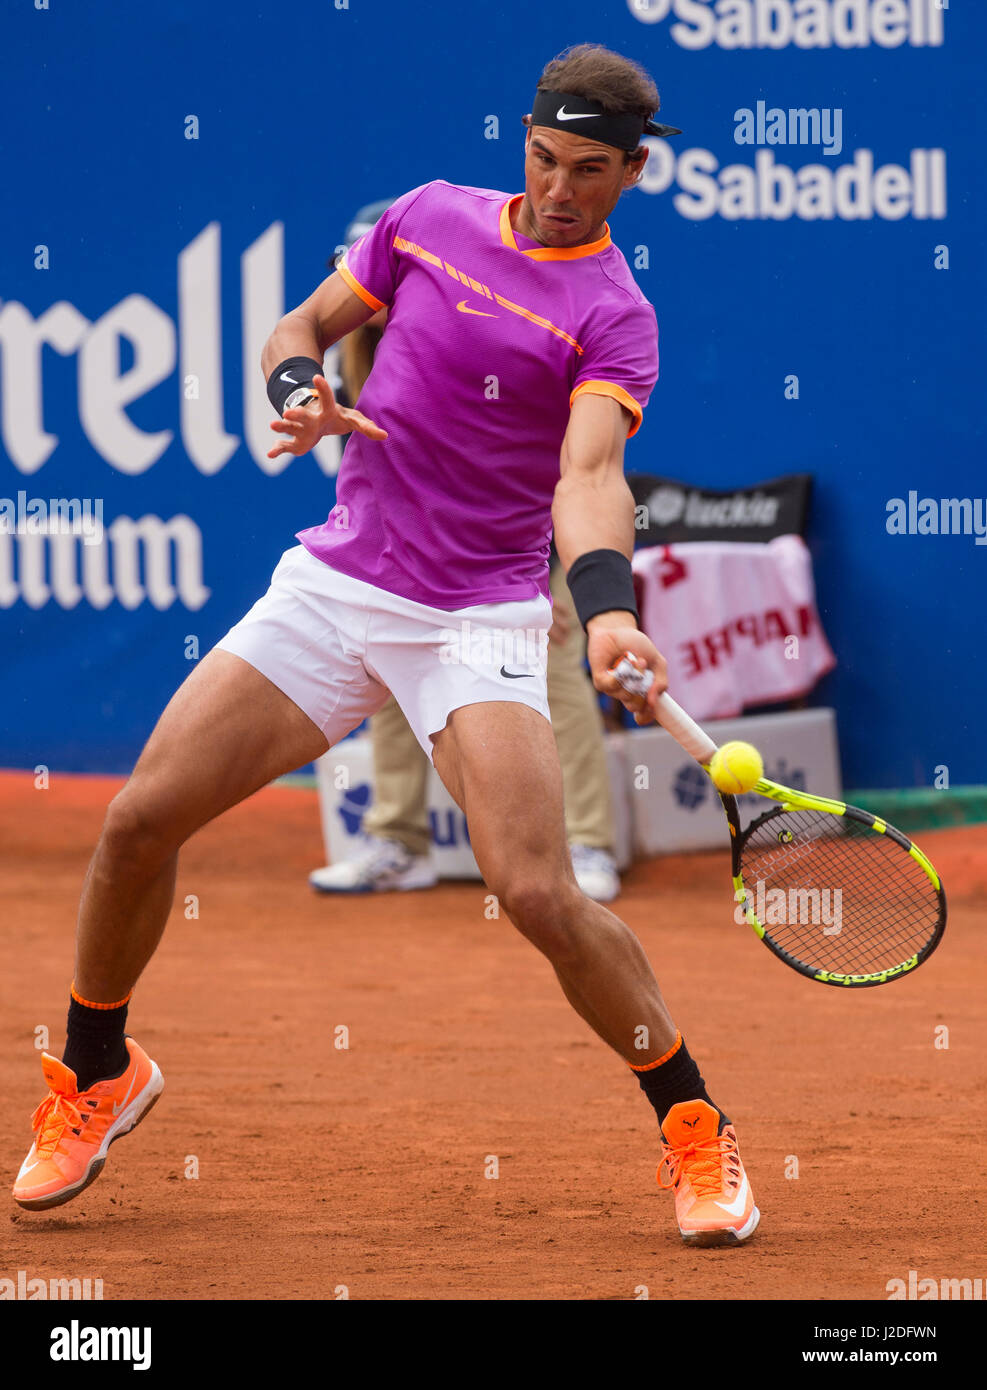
[311,201,620,903]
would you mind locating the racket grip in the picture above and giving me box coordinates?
[654,694,718,765]
[610,656,718,765]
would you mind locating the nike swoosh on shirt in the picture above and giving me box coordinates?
[713,1174,750,1219]
[112,1070,139,1116]
[556,107,596,121]
[456,299,497,318]
[500,666,534,680]
[280,371,298,383]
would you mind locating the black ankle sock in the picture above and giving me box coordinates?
[62,996,130,1091]
[632,1034,730,1132]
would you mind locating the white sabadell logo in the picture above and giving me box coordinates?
[637,144,946,222]
[626,0,945,50]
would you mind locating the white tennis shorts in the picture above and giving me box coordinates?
[215,545,552,759]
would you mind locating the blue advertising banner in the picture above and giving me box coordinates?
[1,0,982,787]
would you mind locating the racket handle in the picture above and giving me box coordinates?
[654,693,718,765]
[610,656,718,765]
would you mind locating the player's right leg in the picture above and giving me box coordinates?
[14,541,397,1211]
[75,648,333,1002]
[13,647,334,1211]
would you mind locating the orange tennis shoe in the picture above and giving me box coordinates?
[658,1099,760,1247]
[12,1038,163,1211]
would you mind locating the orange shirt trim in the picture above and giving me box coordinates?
[570,380,644,437]
[499,195,612,261]
[337,258,386,312]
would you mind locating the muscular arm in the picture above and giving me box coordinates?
[552,391,666,719]
[553,391,636,573]
[260,272,386,458]
[260,271,376,379]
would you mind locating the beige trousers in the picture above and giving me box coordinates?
[363,566,614,856]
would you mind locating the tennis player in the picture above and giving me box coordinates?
[14,43,758,1248]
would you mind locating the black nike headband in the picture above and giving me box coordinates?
[529,89,681,153]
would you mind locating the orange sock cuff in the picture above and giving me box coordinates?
[70,982,132,1011]
[628,1030,682,1073]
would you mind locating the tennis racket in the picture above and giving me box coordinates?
[611,656,947,988]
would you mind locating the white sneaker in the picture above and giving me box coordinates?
[569,844,620,903]
[309,835,438,894]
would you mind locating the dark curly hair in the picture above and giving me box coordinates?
[531,43,662,165]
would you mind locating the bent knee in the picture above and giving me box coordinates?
[497,877,583,960]
[100,784,185,865]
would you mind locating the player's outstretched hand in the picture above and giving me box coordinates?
[589,626,667,725]
[267,374,388,460]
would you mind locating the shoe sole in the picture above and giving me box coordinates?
[14,1063,164,1212]
[681,1205,760,1248]
[576,885,619,903]
[309,876,438,894]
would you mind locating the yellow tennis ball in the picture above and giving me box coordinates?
[709,740,764,795]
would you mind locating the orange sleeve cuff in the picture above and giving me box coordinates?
[337,259,386,313]
[569,380,644,438]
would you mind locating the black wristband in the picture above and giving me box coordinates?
[266,357,324,416]
[566,548,639,630]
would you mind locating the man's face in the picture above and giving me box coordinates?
[520,126,647,247]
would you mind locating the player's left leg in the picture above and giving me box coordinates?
[546,562,619,902]
[432,700,759,1246]
[433,701,672,1056]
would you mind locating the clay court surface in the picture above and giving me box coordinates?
[2,769,985,1302]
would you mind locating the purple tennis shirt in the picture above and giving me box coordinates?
[297,179,659,609]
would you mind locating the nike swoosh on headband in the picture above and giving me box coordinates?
[556,107,597,121]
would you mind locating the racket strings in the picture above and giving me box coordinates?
[744,838,934,971]
[739,809,941,975]
[746,846,933,972]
